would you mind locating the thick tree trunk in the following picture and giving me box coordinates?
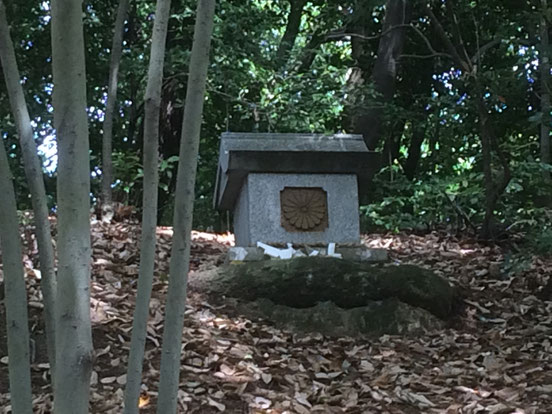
[0,141,33,414]
[353,0,411,150]
[541,0,551,184]
[156,1,215,412]
[51,0,93,412]
[275,0,306,68]
[0,0,57,380]
[102,0,131,207]
[123,0,170,411]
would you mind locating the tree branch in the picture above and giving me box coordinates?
[400,52,450,59]
[423,4,470,71]
[445,0,471,65]
[471,38,501,63]
[301,22,453,68]
[327,23,414,41]
[442,190,478,233]
[275,0,307,68]
[408,23,453,60]
[296,28,349,72]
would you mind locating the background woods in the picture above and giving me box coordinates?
[1,0,550,236]
[0,0,552,412]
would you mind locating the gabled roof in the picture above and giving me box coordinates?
[214,133,380,210]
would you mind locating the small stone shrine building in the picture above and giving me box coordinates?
[214,133,379,247]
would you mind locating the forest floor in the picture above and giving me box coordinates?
[1,219,552,413]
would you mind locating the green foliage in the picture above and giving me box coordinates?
[108,151,181,213]
[16,210,34,227]
[1,0,551,250]
[361,166,485,233]
[109,151,142,205]
[531,228,552,257]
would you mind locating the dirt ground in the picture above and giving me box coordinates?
[1,220,552,413]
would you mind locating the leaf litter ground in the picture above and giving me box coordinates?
[1,219,551,413]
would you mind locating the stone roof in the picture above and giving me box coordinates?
[214,133,380,210]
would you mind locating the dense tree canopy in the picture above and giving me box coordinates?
[0,0,550,240]
[1,1,552,412]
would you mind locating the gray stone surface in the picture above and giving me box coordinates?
[227,247,268,262]
[234,173,360,246]
[243,299,444,337]
[214,133,380,210]
[337,247,388,262]
[233,178,250,247]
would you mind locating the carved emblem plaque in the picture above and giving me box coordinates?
[280,187,328,232]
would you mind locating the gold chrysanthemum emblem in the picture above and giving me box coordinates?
[280,187,328,232]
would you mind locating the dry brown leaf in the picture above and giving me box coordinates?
[207,397,226,411]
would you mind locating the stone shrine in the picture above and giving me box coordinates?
[214,133,379,247]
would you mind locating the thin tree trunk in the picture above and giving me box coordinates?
[297,31,328,73]
[477,93,496,239]
[423,3,511,238]
[156,0,216,412]
[386,118,406,164]
[275,0,306,68]
[0,0,57,381]
[0,140,33,414]
[51,0,93,412]
[404,122,426,180]
[475,79,511,239]
[127,74,138,143]
[102,0,131,207]
[353,0,411,150]
[123,0,170,410]
[541,0,551,183]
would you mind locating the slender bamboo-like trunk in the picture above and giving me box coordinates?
[404,122,426,180]
[0,140,33,414]
[475,79,511,239]
[51,0,93,412]
[0,0,57,380]
[123,0,170,411]
[541,0,551,183]
[101,0,131,206]
[478,96,496,239]
[156,1,216,412]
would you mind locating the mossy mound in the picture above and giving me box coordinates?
[241,298,445,337]
[205,257,458,336]
[212,257,456,317]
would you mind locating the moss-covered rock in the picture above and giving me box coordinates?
[210,257,456,319]
[243,298,444,337]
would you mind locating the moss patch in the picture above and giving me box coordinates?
[242,298,444,337]
[212,257,456,319]
[203,257,458,337]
